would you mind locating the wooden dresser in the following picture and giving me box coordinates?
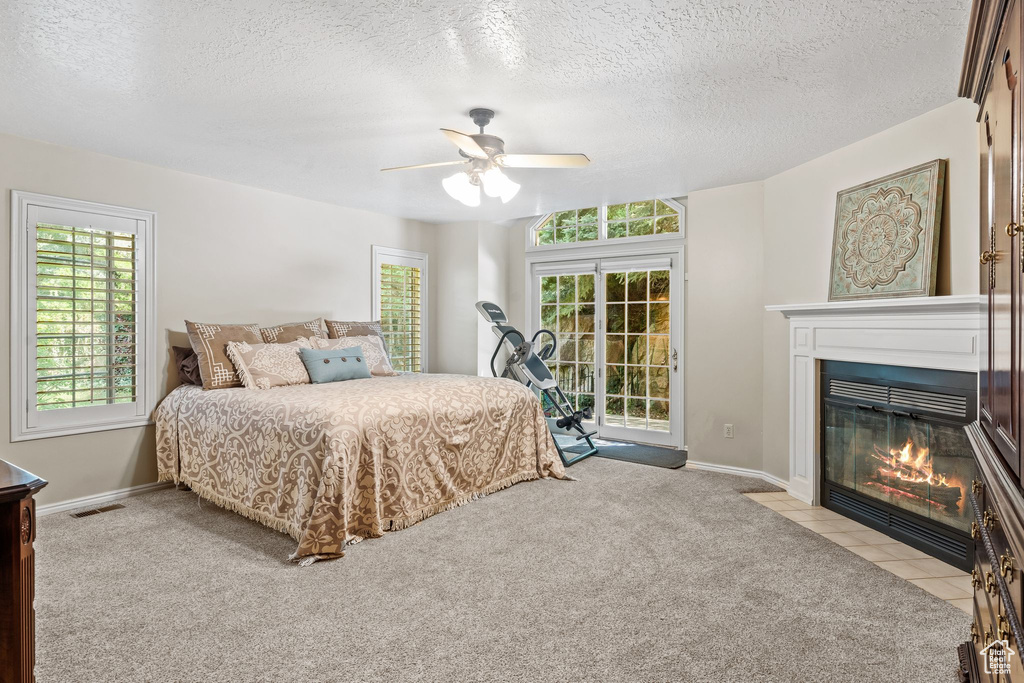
[960,0,1024,679]
[0,460,47,683]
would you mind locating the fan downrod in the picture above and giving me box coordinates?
[469,108,495,133]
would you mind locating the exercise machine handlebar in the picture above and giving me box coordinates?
[490,329,530,378]
[531,329,557,360]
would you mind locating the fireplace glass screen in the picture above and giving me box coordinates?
[823,403,976,533]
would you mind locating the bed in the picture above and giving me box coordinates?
[156,373,566,564]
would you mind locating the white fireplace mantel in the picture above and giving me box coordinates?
[766,294,984,505]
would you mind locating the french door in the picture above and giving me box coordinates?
[532,253,681,447]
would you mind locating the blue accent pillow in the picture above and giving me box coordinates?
[299,347,371,383]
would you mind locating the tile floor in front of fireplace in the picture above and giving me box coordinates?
[744,491,972,613]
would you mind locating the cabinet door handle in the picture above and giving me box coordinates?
[1007,222,1022,237]
[1001,551,1015,580]
[981,250,998,264]
[985,508,998,530]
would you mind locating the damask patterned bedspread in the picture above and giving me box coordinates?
[155,374,566,564]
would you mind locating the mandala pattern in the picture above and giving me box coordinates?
[155,374,566,563]
[225,338,314,389]
[839,186,923,289]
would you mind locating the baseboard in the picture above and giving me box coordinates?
[685,459,789,490]
[36,481,172,517]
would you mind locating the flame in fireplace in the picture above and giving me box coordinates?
[869,438,963,511]
[873,439,948,485]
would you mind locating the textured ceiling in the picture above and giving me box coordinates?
[0,0,971,223]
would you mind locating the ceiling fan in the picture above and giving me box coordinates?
[381,108,591,207]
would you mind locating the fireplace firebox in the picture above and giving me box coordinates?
[820,361,977,570]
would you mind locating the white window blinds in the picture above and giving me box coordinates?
[372,246,428,374]
[379,262,422,373]
[11,192,156,441]
[35,223,138,410]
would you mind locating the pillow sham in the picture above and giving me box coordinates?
[172,345,203,386]
[225,339,314,390]
[299,346,371,383]
[314,336,397,377]
[185,321,263,389]
[324,320,388,353]
[260,317,327,343]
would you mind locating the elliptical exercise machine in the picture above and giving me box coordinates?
[476,301,597,466]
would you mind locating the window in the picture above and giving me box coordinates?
[606,200,679,239]
[530,198,684,248]
[11,191,156,441]
[534,207,599,246]
[372,246,428,373]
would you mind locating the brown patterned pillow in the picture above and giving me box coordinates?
[226,339,313,389]
[185,321,262,389]
[172,345,203,386]
[260,317,327,343]
[314,336,397,376]
[325,320,388,353]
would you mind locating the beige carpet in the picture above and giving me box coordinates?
[34,458,968,682]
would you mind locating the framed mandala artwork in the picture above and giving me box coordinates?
[828,159,946,301]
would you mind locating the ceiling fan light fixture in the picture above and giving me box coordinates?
[442,171,481,207]
[385,109,587,207]
[480,167,520,203]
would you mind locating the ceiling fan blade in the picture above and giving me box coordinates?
[440,129,488,159]
[381,160,467,172]
[496,153,591,168]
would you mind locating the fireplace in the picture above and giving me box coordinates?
[820,360,978,570]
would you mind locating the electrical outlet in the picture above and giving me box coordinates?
[724,423,735,439]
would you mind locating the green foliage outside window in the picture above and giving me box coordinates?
[35,224,136,410]
[379,263,422,373]
[534,199,679,246]
[603,269,670,431]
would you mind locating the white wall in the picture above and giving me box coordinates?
[476,224,511,376]
[685,182,764,469]
[431,220,516,376]
[432,222,480,375]
[760,98,980,481]
[0,132,440,505]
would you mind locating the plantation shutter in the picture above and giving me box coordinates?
[13,194,155,441]
[35,223,138,410]
[379,262,422,372]
[372,246,427,374]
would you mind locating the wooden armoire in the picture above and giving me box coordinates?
[960,0,1024,679]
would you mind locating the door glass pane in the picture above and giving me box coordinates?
[604,269,671,432]
[538,272,595,419]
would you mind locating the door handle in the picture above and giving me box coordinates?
[672,348,678,372]
[1007,222,1022,237]
[981,250,998,264]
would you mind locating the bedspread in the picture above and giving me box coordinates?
[155,373,566,563]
